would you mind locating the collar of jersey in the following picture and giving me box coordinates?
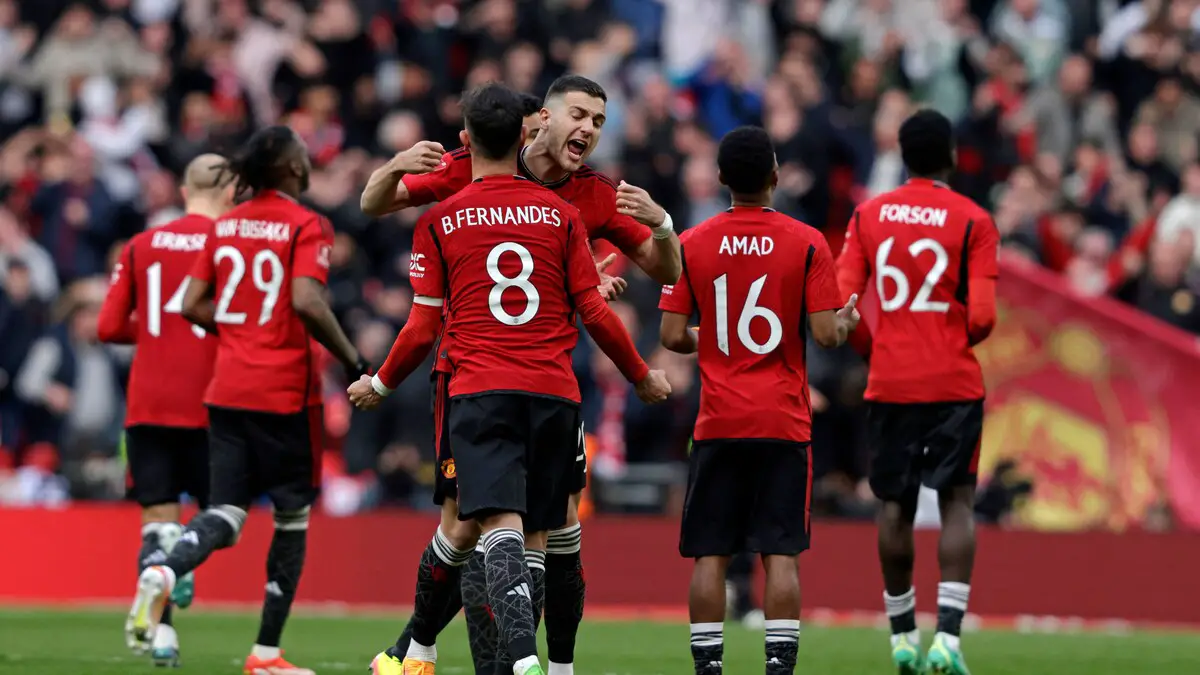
[471,174,529,183]
[725,206,777,213]
[905,178,949,189]
[517,147,572,189]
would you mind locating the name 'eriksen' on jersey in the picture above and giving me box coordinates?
[441,205,563,234]
[878,204,948,227]
[215,219,292,241]
[719,235,774,256]
[151,231,207,252]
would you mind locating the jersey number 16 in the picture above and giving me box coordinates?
[713,274,782,356]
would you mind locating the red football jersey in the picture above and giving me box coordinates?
[658,207,842,443]
[408,175,602,402]
[189,190,334,413]
[98,214,217,428]
[404,146,652,376]
[837,178,999,403]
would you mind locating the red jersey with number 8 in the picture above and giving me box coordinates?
[658,207,843,443]
[407,175,602,402]
[837,178,999,403]
[188,190,334,413]
[98,214,217,428]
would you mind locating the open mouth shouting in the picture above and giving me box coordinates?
[566,138,589,162]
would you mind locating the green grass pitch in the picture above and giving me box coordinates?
[2,608,1200,674]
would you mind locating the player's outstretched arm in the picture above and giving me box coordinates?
[360,141,446,216]
[659,311,698,355]
[180,277,219,336]
[348,300,443,410]
[616,181,682,284]
[292,276,367,378]
[811,294,860,349]
[574,288,671,403]
[97,244,138,344]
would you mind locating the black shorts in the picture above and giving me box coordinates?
[679,439,812,558]
[570,420,587,493]
[207,405,323,512]
[126,425,210,509]
[449,393,579,532]
[866,399,984,503]
[432,372,457,506]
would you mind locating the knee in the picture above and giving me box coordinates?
[878,498,918,530]
[274,505,311,533]
[206,504,249,548]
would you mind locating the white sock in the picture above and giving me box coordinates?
[514,655,541,675]
[690,621,724,650]
[936,632,962,652]
[152,623,178,649]
[937,582,970,614]
[764,618,800,645]
[548,662,575,675]
[405,639,437,663]
[884,587,918,647]
[251,645,281,660]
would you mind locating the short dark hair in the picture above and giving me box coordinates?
[221,125,304,196]
[517,92,543,117]
[717,126,776,195]
[546,75,607,103]
[899,109,955,177]
[461,83,526,160]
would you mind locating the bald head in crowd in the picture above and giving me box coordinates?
[182,153,235,218]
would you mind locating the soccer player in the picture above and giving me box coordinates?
[363,75,681,675]
[101,154,233,666]
[658,126,860,675]
[835,109,998,675]
[127,126,370,675]
[348,82,671,675]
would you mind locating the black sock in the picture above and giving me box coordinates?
[490,549,547,675]
[481,528,538,663]
[765,620,800,674]
[936,582,970,637]
[690,622,723,675]
[545,524,585,666]
[461,549,498,675]
[255,527,307,647]
[390,581,465,658]
[408,527,472,647]
[164,508,242,579]
[884,588,918,635]
[138,523,173,627]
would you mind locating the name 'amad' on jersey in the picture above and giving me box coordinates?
[718,235,774,256]
[215,219,292,241]
[441,205,564,234]
[878,204,948,227]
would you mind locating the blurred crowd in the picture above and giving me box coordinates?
[0,0,1194,524]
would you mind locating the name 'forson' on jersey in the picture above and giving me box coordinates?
[877,203,949,227]
[440,205,565,233]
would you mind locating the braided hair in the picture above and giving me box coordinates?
[220,126,304,197]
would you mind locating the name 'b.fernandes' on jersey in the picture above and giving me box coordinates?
[98,214,218,428]
[188,190,334,413]
[658,207,843,442]
[377,175,649,400]
[836,178,999,403]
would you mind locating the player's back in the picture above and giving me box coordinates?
[203,191,331,412]
[678,207,836,442]
[425,176,591,402]
[851,179,993,402]
[124,215,217,428]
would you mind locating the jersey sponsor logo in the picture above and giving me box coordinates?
[409,252,427,278]
[440,205,563,234]
[718,234,774,256]
[441,458,456,479]
[316,243,331,269]
[215,219,292,242]
[661,284,675,295]
[878,204,948,227]
[151,231,207,252]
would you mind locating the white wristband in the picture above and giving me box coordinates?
[370,374,393,397]
[652,213,675,240]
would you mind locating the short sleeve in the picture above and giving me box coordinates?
[968,215,1000,279]
[566,213,603,295]
[188,225,217,284]
[292,216,334,284]
[806,237,843,314]
[658,246,694,315]
[408,217,446,300]
[402,151,473,206]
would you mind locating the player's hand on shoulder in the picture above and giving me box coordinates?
[347,374,383,410]
[595,253,627,300]
[635,369,672,404]
[388,141,446,175]
[837,293,861,331]
[615,180,667,227]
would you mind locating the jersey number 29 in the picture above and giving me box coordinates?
[713,274,782,355]
[213,246,285,325]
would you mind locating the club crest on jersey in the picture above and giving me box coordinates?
[441,458,456,479]
[316,244,331,268]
